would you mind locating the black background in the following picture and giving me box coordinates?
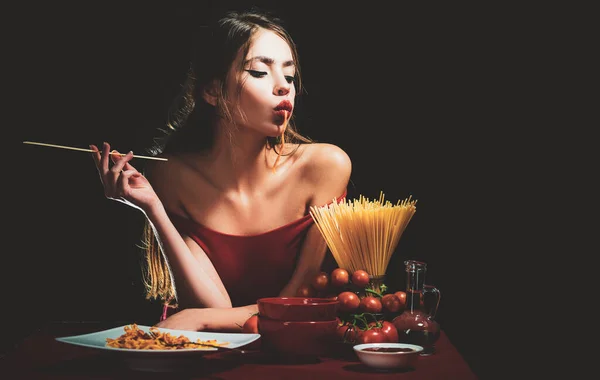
[7,1,554,378]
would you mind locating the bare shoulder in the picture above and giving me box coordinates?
[301,143,352,204]
[306,143,352,171]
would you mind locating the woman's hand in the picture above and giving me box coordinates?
[154,306,258,332]
[90,142,160,214]
[154,308,210,331]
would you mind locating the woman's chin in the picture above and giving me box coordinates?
[268,125,285,137]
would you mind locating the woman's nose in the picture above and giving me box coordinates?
[274,78,290,96]
[275,86,289,96]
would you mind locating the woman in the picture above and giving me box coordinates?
[90,9,351,332]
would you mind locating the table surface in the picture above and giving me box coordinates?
[0,322,478,379]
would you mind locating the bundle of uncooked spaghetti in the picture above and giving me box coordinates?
[309,192,417,277]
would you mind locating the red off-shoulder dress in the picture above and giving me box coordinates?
[160,191,347,320]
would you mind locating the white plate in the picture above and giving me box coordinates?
[56,324,260,353]
[56,324,261,371]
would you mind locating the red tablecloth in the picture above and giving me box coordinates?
[0,322,478,379]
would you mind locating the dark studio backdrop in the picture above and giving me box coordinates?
[7,1,534,378]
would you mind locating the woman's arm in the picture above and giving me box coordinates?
[90,143,232,309]
[154,303,258,332]
[144,202,232,308]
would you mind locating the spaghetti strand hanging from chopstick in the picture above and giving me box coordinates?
[272,111,289,173]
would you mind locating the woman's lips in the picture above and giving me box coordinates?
[275,100,293,112]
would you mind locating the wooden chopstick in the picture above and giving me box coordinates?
[23,141,168,161]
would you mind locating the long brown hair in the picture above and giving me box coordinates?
[141,8,313,306]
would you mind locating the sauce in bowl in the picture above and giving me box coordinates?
[362,347,414,352]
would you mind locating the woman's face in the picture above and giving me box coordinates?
[226,29,296,137]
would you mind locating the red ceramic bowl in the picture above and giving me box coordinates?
[257,297,339,321]
[258,316,338,356]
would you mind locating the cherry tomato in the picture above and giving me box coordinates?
[296,284,316,297]
[312,272,329,291]
[380,321,399,343]
[366,321,399,343]
[337,291,360,312]
[394,291,407,309]
[242,314,259,334]
[330,268,349,287]
[358,328,387,344]
[351,270,370,287]
[336,319,358,343]
[359,295,382,313]
[242,314,261,350]
[381,293,402,313]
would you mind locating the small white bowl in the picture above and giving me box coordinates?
[353,343,423,371]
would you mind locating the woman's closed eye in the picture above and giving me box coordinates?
[245,70,295,84]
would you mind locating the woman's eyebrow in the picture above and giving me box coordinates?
[245,56,295,67]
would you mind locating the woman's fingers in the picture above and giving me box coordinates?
[116,169,137,193]
[89,144,101,163]
[100,142,111,176]
[123,161,136,172]
[109,149,120,164]
[90,143,137,172]
[109,150,137,172]
[90,143,140,200]
[110,150,134,174]
[89,144,107,186]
